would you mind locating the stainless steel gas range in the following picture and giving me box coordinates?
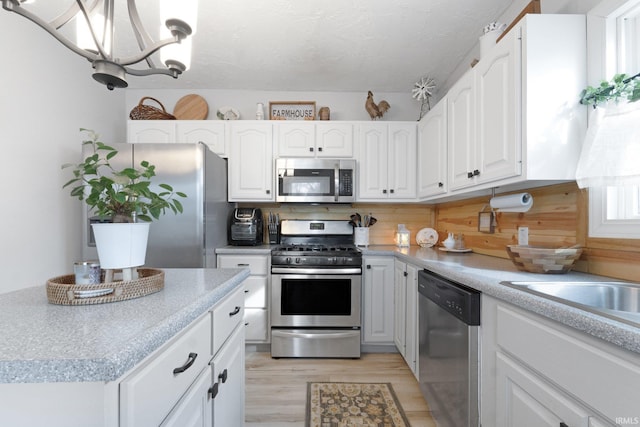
[270,219,362,358]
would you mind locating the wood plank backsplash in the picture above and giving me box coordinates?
[242,182,640,281]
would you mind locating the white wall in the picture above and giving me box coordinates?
[0,13,126,293]
[125,89,421,122]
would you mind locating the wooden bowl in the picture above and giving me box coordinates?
[506,245,582,274]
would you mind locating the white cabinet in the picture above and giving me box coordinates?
[228,122,274,201]
[417,97,448,198]
[275,122,353,158]
[128,120,176,144]
[481,295,639,427]
[127,121,228,157]
[217,254,270,343]
[447,70,477,191]
[357,123,417,201]
[362,256,395,344]
[160,368,213,427]
[393,260,419,377]
[176,121,227,157]
[211,324,245,427]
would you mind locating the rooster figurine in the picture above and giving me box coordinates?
[365,91,390,120]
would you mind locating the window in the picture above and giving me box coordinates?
[588,0,640,239]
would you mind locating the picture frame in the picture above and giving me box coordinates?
[269,101,316,120]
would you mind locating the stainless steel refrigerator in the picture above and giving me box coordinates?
[82,143,233,268]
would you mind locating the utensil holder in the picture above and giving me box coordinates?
[354,228,369,247]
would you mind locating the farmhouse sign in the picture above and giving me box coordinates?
[269,101,316,120]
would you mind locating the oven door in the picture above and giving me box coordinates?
[271,272,361,328]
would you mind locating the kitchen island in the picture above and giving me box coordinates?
[0,268,250,427]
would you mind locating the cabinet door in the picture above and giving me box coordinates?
[475,26,521,185]
[417,97,448,198]
[393,260,407,357]
[405,263,419,378]
[177,121,227,157]
[362,256,395,343]
[212,325,245,427]
[496,352,593,427]
[276,122,315,157]
[388,123,417,199]
[228,123,274,201]
[127,121,175,143]
[316,123,354,157]
[357,124,389,199]
[447,71,476,191]
[161,368,213,427]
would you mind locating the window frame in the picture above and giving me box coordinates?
[587,0,640,239]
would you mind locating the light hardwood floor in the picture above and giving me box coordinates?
[245,351,435,426]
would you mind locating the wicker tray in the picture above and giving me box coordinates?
[46,268,164,305]
[506,245,582,274]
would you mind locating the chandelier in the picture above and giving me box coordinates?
[2,0,197,90]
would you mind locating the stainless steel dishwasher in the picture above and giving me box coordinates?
[418,269,480,427]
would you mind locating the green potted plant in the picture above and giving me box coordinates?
[63,128,186,274]
[580,73,640,107]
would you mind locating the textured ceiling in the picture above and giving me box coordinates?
[15,0,514,93]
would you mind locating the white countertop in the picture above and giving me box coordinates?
[0,268,249,384]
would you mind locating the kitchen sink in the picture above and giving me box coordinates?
[500,281,640,327]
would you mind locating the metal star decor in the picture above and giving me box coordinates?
[412,76,436,120]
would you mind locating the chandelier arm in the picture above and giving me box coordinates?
[75,0,110,60]
[124,66,178,78]
[49,0,101,30]
[118,37,180,66]
[126,0,158,68]
[2,1,98,62]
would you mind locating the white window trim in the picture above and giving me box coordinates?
[587,0,640,239]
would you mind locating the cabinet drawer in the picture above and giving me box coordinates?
[244,308,269,342]
[218,255,269,275]
[497,304,640,421]
[120,313,212,427]
[212,287,245,355]
[244,276,267,308]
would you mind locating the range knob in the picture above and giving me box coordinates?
[295,257,301,263]
[286,257,292,264]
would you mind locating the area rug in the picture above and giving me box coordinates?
[306,382,411,427]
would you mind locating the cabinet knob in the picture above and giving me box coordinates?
[318,147,323,152]
[309,147,314,152]
[382,189,387,194]
[367,265,371,269]
[266,189,271,194]
[209,382,219,399]
[438,182,443,187]
[467,172,474,178]
[473,169,480,176]
[390,189,395,194]
[218,368,228,384]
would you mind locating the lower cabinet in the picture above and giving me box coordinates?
[160,368,213,427]
[482,295,639,427]
[393,259,418,378]
[217,254,270,343]
[362,256,395,344]
[211,324,245,427]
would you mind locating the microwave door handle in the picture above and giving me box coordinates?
[334,163,340,202]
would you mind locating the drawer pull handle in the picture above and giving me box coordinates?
[173,352,197,374]
[218,368,228,383]
[209,382,219,399]
[229,306,241,316]
[237,263,249,267]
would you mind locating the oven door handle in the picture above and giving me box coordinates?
[271,267,362,275]
[273,330,358,339]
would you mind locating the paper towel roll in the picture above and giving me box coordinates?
[490,193,533,212]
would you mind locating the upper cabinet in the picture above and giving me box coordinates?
[127,120,227,157]
[357,123,417,201]
[420,14,586,200]
[275,122,354,158]
[228,122,274,202]
[417,97,448,198]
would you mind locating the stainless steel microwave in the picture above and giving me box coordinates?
[276,158,356,203]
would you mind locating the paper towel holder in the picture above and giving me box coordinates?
[489,190,534,213]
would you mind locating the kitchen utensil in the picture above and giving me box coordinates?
[443,233,456,249]
[173,94,209,119]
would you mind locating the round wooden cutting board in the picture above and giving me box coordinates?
[173,94,209,119]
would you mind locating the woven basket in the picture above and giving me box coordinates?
[129,97,176,120]
[506,245,583,274]
[46,268,164,305]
